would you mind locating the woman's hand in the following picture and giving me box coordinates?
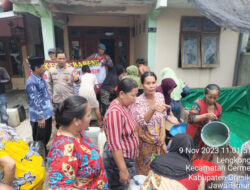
[158,134,166,146]
[205,113,217,120]
[98,120,103,127]
[152,104,169,113]
[119,169,130,185]
[112,150,130,185]
[167,114,180,126]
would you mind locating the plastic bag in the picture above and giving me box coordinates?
[128,175,147,190]
[28,141,46,160]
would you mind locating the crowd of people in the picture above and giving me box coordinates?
[0,43,249,190]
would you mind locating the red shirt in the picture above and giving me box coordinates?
[103,100,139,159]
[178,171,205,190]
[186,99,222,140]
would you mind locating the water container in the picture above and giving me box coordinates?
[12,104,26,122]
[128,179,139,190]
[97,130,106,156]
[84,127,101,147]
[91,109,97,121]
[128,175,147,190]
[170,123,187,136]
[201,121,230,148]
[7,108,20,127]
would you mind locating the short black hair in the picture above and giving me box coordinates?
[204,84,221,95]
[30,64,42,72]
[82,65,91,73]
[109,78,138,102]
[141,71,157,84]
[117,78,138,94]
[56,50,66,57]
[136,58,146,65]
[28,56,44,72]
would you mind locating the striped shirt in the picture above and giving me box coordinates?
[103,100,139,159]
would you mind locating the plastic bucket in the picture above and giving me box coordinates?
[170,123,187,136]
[7,108,20,127]
[128,175,147,190]
[201,121,230,148]
[84,127,101,147]
[97,130,106,156]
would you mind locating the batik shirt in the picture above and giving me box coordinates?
[26,73,53,122]
[48,132,108,190]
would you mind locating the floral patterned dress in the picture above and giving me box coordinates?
[48,132,108,189]
[135,92,167,175]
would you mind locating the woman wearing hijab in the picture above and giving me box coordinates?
[157,78,180,125]
[123,65,142,96]
[100,65,125,116]
[161,67,189,122]
[141,133,206,190]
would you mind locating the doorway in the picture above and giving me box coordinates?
[100,39,115,62]
[0,38,12,89]
[69,27,130,67]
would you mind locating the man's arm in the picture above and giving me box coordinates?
[46,70,53,98]
[106,56,113,68]
[26,83,45,120]
[0,68,10,84]
[72,69,81,84]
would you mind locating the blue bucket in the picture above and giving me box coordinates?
[201,121,230,148]
[170,123,187,136]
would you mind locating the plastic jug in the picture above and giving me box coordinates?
[97,130,106,156]
[84,127,101,147]
[128,175,147,190]
[7,108,20,127]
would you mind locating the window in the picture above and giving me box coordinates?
[180,17,220,68]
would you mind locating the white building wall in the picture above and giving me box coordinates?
[155,8,239,88]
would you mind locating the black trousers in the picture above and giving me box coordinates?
[30,117,52,154]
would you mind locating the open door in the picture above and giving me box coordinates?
[0,38,12,89]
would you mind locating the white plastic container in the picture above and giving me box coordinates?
[128,175,147,190]
[91,109,97,120]
[98,130,106,156]
[84,127,101,147]
[7,108,20,128]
